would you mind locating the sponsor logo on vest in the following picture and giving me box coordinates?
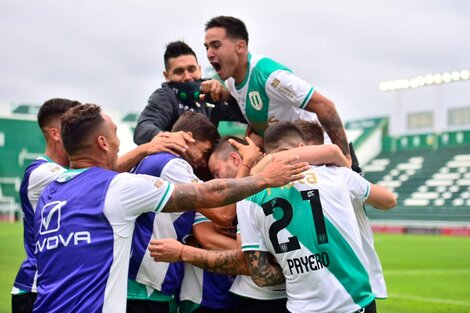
[36,200,92,252]
[40,200,66,235]
[248,91,263,111]
[35,232,91,253]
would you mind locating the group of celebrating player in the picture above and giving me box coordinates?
[12,15,396,313]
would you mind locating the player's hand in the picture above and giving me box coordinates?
[146,131,195,161]
[254,155,309,187]
[245,127,264,150]
[149,238,184,263]
[228,136,263,169]
[200,79,230,103]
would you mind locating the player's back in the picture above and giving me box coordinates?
[239,165,374,313]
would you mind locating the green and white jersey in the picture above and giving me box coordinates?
[238,165,374,313]
[226,53,316,136]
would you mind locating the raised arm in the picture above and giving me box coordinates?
[116,131,194,173]
[304,91,351,165]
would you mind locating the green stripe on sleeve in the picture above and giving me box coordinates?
[154,183,174,213]
[363,182,371,199]
[193,217,210,225]
[300,87,314,109]
[241,244,261,251]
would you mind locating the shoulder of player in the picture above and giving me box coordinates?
[148,83,179,105]
[251,55,292,78]
[30,161,66,181]
[160,157,198,182]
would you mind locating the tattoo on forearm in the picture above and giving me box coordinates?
[165,177,265,213]
[190,249,248,276]
[318,107,350,156]
[245,251,285,286]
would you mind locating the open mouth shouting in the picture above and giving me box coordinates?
[211,62,222,74]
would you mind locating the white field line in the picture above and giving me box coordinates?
[389,293,470,307]
[385,269,470,275]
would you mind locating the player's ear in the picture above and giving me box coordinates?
[230,152,241,166]
[97,135,108,150]
[236,40,246,54]
[48,127,61,142]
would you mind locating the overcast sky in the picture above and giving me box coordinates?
[1,0,469,122]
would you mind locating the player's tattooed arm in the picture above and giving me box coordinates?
[305,91,351,165]
[244,250,285,287]
[162,177,266,213]
[149,238,249,275]
[162,156,309,213]
[319,108,350,159]
[188,248,249,275]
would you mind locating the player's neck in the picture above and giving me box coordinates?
[233,52,249,85]
[69,153,112,171]
[44,142,68,168]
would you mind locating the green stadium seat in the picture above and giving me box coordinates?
[364,146,470,222]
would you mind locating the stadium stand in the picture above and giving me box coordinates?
[0,103,43,221]
[362,129,470,223]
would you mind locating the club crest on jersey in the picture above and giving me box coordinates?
[248,91,263,111]
[40,200,66,235]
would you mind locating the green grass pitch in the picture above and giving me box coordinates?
[1,222,469,313]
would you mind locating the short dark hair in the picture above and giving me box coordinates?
[212,135,247,159]
[264,122,305,153]
[61,103,104,155]
[171,111,220,148]
[164,41,197,70]
[294,119,324,145]
[37,98,81,130]
[205,16,249,45]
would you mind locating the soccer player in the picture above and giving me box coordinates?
[237,122,396,313]
[149,136,351,313]
[33,103,307,313]
[134,41,246,146]
[203,16,351,163]
[11,98,79,313]
[128,111,232,313]
[293,120,389,303]
[11,98,200,313]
